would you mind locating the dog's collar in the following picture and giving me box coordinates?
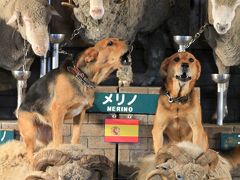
[67,65,96,89]
[162,88,190,104]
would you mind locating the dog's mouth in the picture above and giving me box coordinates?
[176,72,191,82]
[120,51,131,65]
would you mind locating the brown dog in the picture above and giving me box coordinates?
[152,52,209,154]
[17,38,130,162]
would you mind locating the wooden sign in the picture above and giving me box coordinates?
[104,119,139,143]
[0,130,14,144]
[220,133,240,150]
[89,92,159,114]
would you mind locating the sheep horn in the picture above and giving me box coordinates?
[146,169,163,180]
[78,155,113,179]
[33,149,71,171]
[113,0,127,4]
[195,149,219,169]
[25,171,55,180]
[156,144,193,164]
[61,0,79,8]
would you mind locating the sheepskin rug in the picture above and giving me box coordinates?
[0,140,92,180]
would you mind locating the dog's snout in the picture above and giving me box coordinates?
[181,63,189,69]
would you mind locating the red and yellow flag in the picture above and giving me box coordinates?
[104,119,139,143]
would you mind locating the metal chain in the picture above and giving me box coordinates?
[111,113,117,118]
[127,45,134,64]
[70,24,85,41]
[23,40,29,60]
[23,39,30,71]
[59,24,86,56]
[59,49,72,56]
[185,23,209,49]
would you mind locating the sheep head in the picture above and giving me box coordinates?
[25,149,113,180]
[77,154,113,179]
[175,149,219,180]
[209,0,240,34]
[69,0,105,20]
[32,149,71,171]
[70,0,127,21]
[146,145,219,180]
[6,0,60,56]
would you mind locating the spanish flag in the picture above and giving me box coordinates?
[104,119,139,143]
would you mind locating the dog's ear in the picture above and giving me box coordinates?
[160,57,171,78]
[195,59,201,80]
[76,47,99,67]
[83,47,99,63]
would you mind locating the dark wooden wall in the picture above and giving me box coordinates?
[0,59,40,119]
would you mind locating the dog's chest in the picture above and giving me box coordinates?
[67,100,88,117]
[164,103,192,120]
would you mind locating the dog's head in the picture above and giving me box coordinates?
[76,38,130,70]
[74,38,131,84]
[160,52,201,85]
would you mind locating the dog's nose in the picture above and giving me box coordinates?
[181,63,189,69]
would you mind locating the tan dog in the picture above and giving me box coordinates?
[152,52,209,154]
[17,38,130,162]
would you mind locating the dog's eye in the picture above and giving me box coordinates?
[174,57,180,62]
[189,58,194,62]
[107,41,113,46]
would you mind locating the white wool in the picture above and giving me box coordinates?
[137,154,158,180]
[206,0,240,70]
[0,141,108,180]
[137,141,234,180]
[0,140,31,180]
[177,141,204,159]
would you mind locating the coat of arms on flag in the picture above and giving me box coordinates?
[104,119,139,143]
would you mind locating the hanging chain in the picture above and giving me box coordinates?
[127,44,134,63]
[70,24,85,41]
[185,23,210,49]
[22,39,30,71]
[58,49,72,56]
[59,24,86,56]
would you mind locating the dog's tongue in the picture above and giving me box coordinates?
[181,72,187,79]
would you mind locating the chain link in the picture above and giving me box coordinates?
[59,24,85,56]
[127,45,134,64]
[70,24,85,41]
[59,49,72,56]
[111,113,117,118]
[23,40,29,60]
[23,40,30,71]
[185,23,209,49]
